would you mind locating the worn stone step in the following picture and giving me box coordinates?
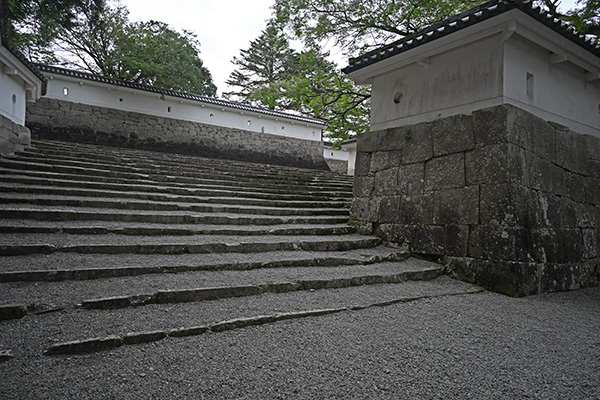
[0,171,349,202]
[0,233,381,256]
[0,194,349,217]
[27,140,353,185]
[0,157,352,195]
[0,222,355,236]
[0,258,438,308]
[16,150,354,190]
[0,183,348,209]
[0,276,479,357]
[0,206,349,225]
[0,245,406,278]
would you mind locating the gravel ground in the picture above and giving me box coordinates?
[1,281,598,399]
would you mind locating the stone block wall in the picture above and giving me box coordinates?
[0,114,31,156]
[26,98,329,170]
[351,104,599,296]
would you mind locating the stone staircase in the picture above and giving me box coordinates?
[0,139,479,359]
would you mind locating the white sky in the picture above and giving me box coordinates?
[120,0,581,97]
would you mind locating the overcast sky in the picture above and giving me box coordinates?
[120,0,581,97]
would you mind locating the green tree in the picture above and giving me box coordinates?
[223,23,296,108]
[272,0,482,55]
[224,25,369,142]
[3,0,216,96]
[1,0,106,63]
[539,0,599,41]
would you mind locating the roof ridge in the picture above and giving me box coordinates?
[344,0,599,75]
[37,64,327,126]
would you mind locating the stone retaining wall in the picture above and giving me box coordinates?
[0,114,31,156]
[351,104,599,296]
[26,98,329,170]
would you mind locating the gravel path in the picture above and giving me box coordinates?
[1,283,598,399]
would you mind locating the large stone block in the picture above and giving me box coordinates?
[555,128,588,175]
[472,105,509,145]
[374,168,398,195]
[424,153,465,191]
[353,176,375,197]
[431,114,475,156]
[433,186,479,225]
[445,224,470,256]
[397,162,425,195]
[357,130,381,152]
[465,143,509,185]
[479,183,537,227]
[401,123,433,164]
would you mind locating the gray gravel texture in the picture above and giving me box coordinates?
[1,279,599,399]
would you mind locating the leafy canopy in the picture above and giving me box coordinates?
[224,24,369,142]
[3,0,216,95]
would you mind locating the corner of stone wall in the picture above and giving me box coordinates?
[351,104,600,296]
[1,115,31,156]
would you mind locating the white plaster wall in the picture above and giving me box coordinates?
[45,75,323,142]
[370,35,504,130]
[323,147,349,161]
[504,35,600,137]
[0,68,27,125]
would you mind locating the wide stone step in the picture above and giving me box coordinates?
[0,221,355,236]
[0,259,439,308]
[0,233,381,256]
[0,171,349,202]
[1,276,479,357]
[0,206,349,225]
[0,158,352,194]
[27,140,354,183]
[0,194,349,216]
[26,140,353,185]
[15,151,354,190]
[0,245,406,279]
[0,183,348,209]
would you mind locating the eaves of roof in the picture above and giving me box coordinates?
[342,0,600,75]
[37,64,327,127]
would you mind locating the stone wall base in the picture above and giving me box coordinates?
[446,257,599,297]
[1,114,31,157]
[350,104,600,296]
[26,98,329,170]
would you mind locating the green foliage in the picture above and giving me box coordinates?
[224,25,369,142]
[272,0,482,54]
[539,0,599,42]
[3,0,216,96]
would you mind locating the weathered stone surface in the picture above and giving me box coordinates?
[354,152,372,177]
[357,130,380,153]
[555,128,588,175]
[473,105,509,145]
[123,330,167,345]
[425,153,465,191]
[374,168,398,195]
[353,176,375,197]
[431,114,475,157]
[397,163,425,195]
[433,186,479,225]
[168,326,209,338]
[479,183,536,227]
[465,144,509,185]
[45,335,123,355]
[402,123,433,164]
[445,225,470,257]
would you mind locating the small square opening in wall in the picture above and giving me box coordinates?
[167,106,172,112]
[63,87,69,96]
[526,73,534,98]
[247,120,251,127]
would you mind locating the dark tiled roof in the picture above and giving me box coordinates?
[37,64,327,126]
[343,0,600,75]
[0,3,47,95]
